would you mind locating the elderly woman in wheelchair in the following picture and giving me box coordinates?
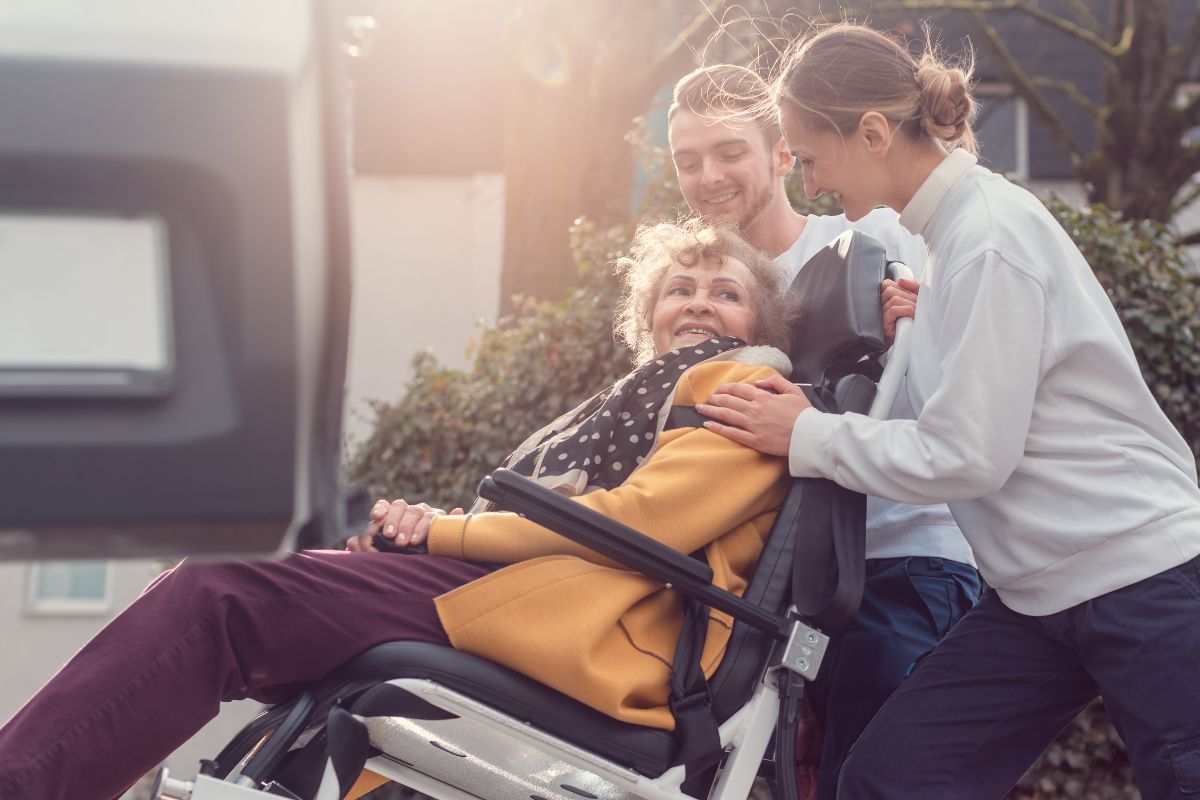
[0,218,913,800]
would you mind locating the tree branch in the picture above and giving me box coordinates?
[1159,135,1200,202]
[1062,0,1102,34]
[866,0,1120,58]
[1179,229,1200,246]
[635,0,729,106]
[969,10,1086,168]
[1030,76,1102,120]
[1184,90,1200,127]
[1170,187,1200,219]
[1169,172,1200,218]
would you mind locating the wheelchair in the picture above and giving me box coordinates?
[152,230,913,800]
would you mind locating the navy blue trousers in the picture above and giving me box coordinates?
[810,556,981,800]
[837,554,1200,799]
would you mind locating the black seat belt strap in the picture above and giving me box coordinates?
[667,555,723,773]
[664,406,708,431]
[666,390,826,434]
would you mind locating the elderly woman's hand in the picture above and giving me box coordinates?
[345,499,464,553]
[881,277,920,344]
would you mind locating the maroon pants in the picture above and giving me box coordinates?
[0,550,492,800]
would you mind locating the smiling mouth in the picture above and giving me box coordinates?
[704,190,739,205]
[675,325,719,339]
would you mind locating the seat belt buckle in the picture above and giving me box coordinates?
[669,685,713,717]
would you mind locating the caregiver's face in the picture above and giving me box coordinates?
[781,107,877,222]
[650,256,758,356]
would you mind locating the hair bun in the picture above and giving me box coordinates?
[915,55,975,145]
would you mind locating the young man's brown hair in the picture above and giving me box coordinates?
[669,64,781,146]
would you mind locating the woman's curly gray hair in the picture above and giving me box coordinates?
[614,217,792,364]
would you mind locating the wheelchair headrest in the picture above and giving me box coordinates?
[785,230,889,385]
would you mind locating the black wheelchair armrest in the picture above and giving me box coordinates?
[478,469,790,639]
[783,478,866,633]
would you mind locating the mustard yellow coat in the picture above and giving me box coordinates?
[426,359,790,730]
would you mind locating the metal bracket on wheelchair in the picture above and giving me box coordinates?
[776,618,830,682]
[152,769,275,799]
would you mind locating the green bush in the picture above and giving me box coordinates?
[349,132,690,509]
[349,221,636,509]
[1043,197,1200,459]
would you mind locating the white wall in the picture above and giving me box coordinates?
[344,173,505,446]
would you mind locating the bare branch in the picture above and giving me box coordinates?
[1185,91,1200,128]
[1180,229,1200,246]
[1063,0,1101,34]
[969,10,1086,168]
[636,0,729,106]
[866,0,1120,58]
[1170,184,1200,218]
[1012,0,1130,56]
[1169,164,1200,218]
[1030,76,1101,120]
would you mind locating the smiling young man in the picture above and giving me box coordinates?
[666,64,981,798]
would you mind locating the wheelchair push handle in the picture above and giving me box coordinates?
[869,261,915,420]
[478,469,792,639]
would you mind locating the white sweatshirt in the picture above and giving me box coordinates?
[789,150,1200,615]
[777,208,975,567]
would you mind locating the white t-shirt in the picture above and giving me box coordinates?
[790,151,1200,615]
[775,207,929,285]
[776,207,975,567]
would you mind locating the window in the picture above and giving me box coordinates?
[975,83,1030,180]
[25,561,113,615]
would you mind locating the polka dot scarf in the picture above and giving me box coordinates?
[471,336,745,512]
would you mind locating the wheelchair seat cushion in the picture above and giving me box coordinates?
[325,640,677,777]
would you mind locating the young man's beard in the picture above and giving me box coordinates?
[735,177,778,234]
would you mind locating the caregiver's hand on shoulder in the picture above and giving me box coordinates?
[345,498,463,552]
[881,277,920,344]
[696,374,813,457]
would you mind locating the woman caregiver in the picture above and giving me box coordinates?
[698,22,1200,800]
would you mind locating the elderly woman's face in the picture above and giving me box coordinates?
[650,256,758,357]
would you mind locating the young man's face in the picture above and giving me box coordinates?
[668,110,793,231]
